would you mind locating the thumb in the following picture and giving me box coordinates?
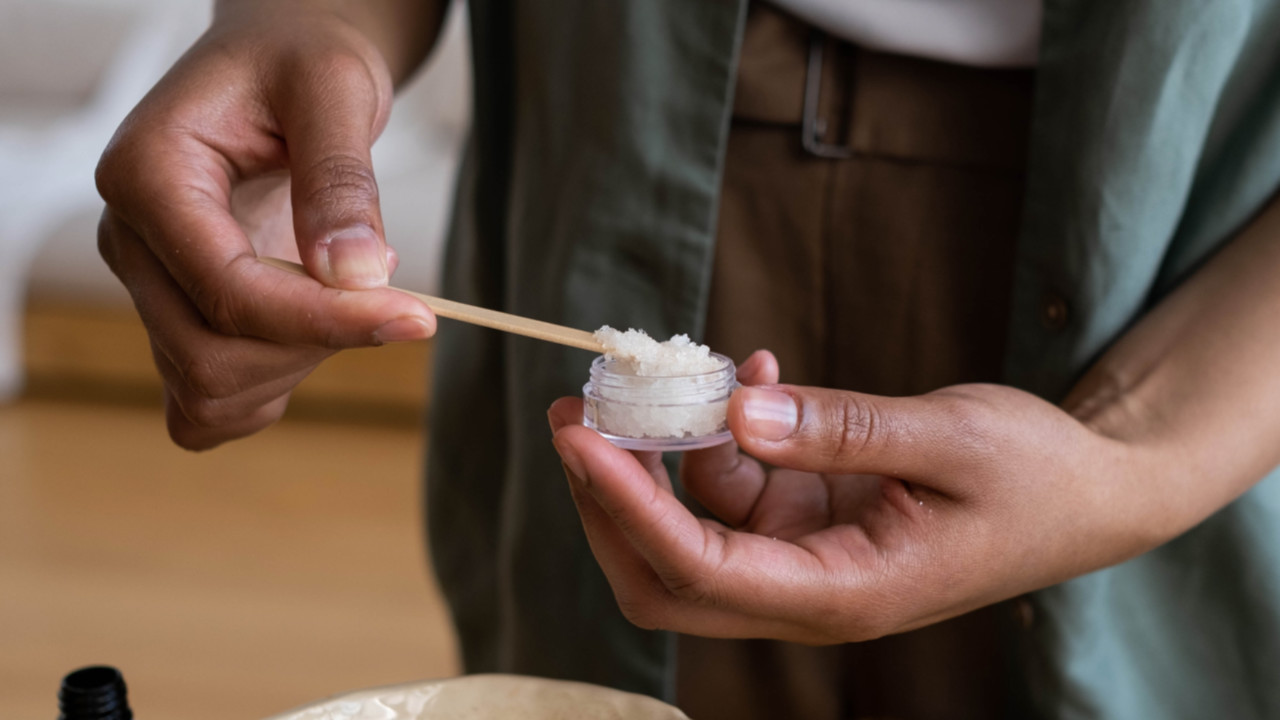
[280,57,392,290]
[728,385,976,488]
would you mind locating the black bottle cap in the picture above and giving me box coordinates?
[58,666,133,720]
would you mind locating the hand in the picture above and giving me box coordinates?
[549,351,1170,644]
[95,2,437,450]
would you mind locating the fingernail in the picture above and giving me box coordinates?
[323,225,387,288]
[740,386,798,441]
[555,438,589,487]
[373,316,432,345]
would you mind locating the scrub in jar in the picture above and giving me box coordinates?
[583,326,738,451]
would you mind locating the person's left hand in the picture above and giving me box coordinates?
[548,350,1175,644]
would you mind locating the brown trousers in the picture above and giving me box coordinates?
[679,6,1036,719]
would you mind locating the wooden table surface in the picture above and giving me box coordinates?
[0,398,460,719]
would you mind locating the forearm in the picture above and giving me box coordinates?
[1065,191,1280,534]
[214,0,450,86]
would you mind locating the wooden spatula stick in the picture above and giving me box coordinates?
[260,257,604,353]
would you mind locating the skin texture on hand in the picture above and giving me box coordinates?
[550,354,1149,643]
[96,0,445,450]
[550,192,1280,644]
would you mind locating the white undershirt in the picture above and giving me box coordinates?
[768,0,1043,68]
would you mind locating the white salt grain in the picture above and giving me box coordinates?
[584,326,736,449]
[593,327,723,377]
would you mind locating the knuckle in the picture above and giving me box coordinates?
[95,117,152,207]
[320,322,351,351]
[612,571,688,632]
[278,42,387,118]
[318,49,381,94]
[96,213,122,275]
[175,350,241,402]
[302,153,380,217]
[165,404,215,452]
[929,388,999,460]
[194,277,245,338]
[168,430,206,452]
[938,395,988,439]
[190,254,260,339]
[615,595,664,631]
[657,530,723,606]
[177,395,234,430]
[94,141,128,206]
[664,571,714,605]
[828,395,884,462]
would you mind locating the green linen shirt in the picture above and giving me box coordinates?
[426,1,1280,716]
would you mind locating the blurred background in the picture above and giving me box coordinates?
[0,0,469,716]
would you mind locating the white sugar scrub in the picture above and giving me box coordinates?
[583,326,738,451]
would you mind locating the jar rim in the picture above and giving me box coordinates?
[589,352,735,380]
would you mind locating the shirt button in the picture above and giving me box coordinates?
[1040,292,1070,331]
[1013,597,1035,629]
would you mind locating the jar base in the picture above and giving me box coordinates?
[589,427,734,452]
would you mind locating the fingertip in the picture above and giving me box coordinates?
[372,316,434,345]
[553,423,604,451]
[757,350,780,384]
[737,350,780,386]
[386,245,400,277]
[369,291,438,344]
[548,396,584,434]
[553,425,593,482]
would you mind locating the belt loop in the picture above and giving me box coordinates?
[802,31,853,159]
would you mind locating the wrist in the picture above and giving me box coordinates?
[1063,365,1222,551]
[213,0,447,86]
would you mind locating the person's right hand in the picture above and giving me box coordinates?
[95,3,436,450]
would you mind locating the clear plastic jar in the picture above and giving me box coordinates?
[583,353,738,451]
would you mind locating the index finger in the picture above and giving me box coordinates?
[555,424,877,626]
[99,132,434,348]
[554,424,721,591]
